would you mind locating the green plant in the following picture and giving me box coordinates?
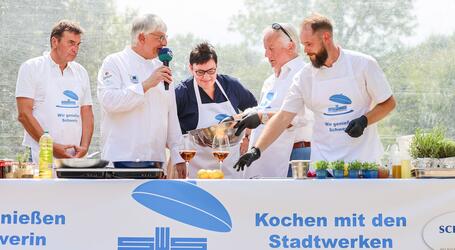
[16,148,30,167]
[410,127,455,158]
[314,161,329,170]
[440,140,455,158]
[362,162,379,170]
[330,160,345,171]
[348,160,362,170]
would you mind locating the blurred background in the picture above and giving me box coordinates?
[1,0,454,159]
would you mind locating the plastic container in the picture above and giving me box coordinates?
[39,131,53,179]
[397,135,413,178]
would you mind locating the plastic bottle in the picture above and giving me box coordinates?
[39,131,53,179]
[397,136,413,178]
[390,144,401,178]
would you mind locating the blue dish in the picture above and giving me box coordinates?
[113,161,163,168]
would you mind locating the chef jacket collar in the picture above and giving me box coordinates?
[125,46,160,65]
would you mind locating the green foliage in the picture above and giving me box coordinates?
[229,0,416,57]
[314,160,329,170]
[362,162,379,171]
[348,160,362,170]
[410,127,455,158]
[16,148,30,166]
[330,160,345,171]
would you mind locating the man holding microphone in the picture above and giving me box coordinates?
[97,14,184,173]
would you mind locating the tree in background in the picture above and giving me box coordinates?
[229,0,416,57]
[382,34,455,143]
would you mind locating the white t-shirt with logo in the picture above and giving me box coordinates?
[15,52,92,149]
[282,49,392,115]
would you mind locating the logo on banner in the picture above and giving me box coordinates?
[118,227,207,250]
[422,211,455,249]
[118,180,232,249]
[56,90,79,109]
[324,94,354,116]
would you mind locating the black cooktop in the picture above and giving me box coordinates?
[56,168,164,179]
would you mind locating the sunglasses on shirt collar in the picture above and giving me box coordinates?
[272,23,293,42]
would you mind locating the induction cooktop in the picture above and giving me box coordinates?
[55,168,164,179]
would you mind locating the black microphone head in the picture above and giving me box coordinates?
[158,48,173,63]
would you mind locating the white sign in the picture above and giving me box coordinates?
[0,179,454,249]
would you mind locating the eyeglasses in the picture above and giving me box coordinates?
[148,33,168,42]
[194,68,216,77]
[272,23,293,42]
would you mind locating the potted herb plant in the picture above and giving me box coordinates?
[362,162,379,179]
[348,161,362,178]
[330,160,345,178]
[314,161,329,179]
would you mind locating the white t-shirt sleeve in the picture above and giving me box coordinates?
[364,56,393,104]
[80,67,93,106]
[281,69,306,114]
[15,62,36,99]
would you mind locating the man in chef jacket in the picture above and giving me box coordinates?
[97,14,185,173]
[233,13,396,170]
[232,23,314,178]
[16,20,94,162]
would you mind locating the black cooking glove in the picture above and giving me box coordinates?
[345,115,368,138]
[233,112,261,136]
[233,147,261,171]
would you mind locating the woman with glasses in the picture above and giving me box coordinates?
[175,42,257,178]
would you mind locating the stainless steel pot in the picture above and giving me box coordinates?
[54,158,109,168]
[188,121,244,147]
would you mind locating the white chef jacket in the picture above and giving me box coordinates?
[97,46,182,164]
[246,56,313,178]
[281,49,393,162]
[15,52,92,161]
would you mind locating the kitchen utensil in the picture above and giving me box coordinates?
[188,121,244,147]
[54,158,109,168]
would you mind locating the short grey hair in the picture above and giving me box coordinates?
[263,23,300,54]
[131,14,167,45]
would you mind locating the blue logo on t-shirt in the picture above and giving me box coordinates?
[259,91,275,109]
[56,90,79,109]
[215,114,229,122]
[324,94,354,116]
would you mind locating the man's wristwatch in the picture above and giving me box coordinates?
[261,112,269,124]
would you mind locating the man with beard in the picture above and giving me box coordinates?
[233,13,396,170]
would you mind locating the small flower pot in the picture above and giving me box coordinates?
[316,169,328,179]
[333,170,344,178]
[362,170,379,179]
[348,170,359,178]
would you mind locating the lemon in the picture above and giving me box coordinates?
[212,169,224,179]
[197,169,209,179]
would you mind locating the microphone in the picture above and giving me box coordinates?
[158,48,173,90]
